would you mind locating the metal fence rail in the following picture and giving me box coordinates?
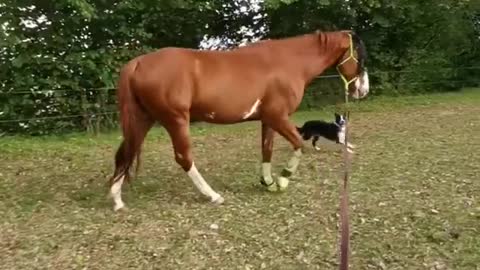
[1,67,479,134]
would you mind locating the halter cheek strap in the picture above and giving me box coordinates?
[336,34,360,92]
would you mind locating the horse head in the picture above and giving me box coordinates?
[335,31,370,99]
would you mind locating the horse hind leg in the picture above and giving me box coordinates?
[109,115,153,211]
[164,117,224,204]
[110,170,126,211]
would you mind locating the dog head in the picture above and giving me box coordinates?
[334,113,346,127]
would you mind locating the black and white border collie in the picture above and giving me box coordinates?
[296,113,355,153]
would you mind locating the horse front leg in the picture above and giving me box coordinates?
[267,117,304,191]
[260,122,278,192]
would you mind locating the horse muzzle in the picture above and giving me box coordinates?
[351,71,369,99]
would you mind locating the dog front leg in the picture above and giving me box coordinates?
[312,136,321,151]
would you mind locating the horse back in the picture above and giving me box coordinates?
[126,46,306,122]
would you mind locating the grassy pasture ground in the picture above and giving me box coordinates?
[1,89,479,270]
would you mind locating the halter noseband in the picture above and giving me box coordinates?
[336,34,360,93]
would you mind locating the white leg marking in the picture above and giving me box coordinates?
[261,162,278,191]
[262,162,274,185]
[285,148,302,173]
[110,175,125,211]
[187,162,224,204]
[346,142,355,154]
[242,99,261,119]
[277,176,289,190]
[278,149,301,191]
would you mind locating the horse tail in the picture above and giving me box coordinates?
[109,59,151,186]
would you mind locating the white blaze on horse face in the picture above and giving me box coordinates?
[354,78,361,93]
[242,99,261,119]
[187,162,224,204]
[359,71,370,98]
[351,71,369,99]
[110,175,125,211]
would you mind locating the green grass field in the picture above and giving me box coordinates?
[1,89,479,270]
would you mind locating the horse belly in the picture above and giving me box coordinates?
[190,95,262,124]
[189,54,269,123]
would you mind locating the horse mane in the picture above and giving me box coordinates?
[351,32,368,73]
[223,30,368,75]
[318,30,368,73]
[235,31,347,56]
[234,32,320,52]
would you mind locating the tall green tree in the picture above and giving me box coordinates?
[0,0,225,134]
[263,0,480,95]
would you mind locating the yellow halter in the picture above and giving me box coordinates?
[336,34,359,93]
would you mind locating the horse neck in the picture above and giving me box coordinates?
[301,32,348,82]
[235,32,348,82]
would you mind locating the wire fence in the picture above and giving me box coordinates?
[1,66,479,134]
[0,87,116,95]
[1,65,480,94]
[0,111,117,124]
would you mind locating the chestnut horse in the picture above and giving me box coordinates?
[109,30,369,211]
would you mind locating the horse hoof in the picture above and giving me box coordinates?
[277,177,289,191]
[212,196,224,205]
[266,183,278,192]
[260,177,278,192]
[113,203,126,212]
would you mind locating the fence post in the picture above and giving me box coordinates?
[80,89,91,133]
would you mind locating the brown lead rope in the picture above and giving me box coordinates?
[339,92,351,270]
